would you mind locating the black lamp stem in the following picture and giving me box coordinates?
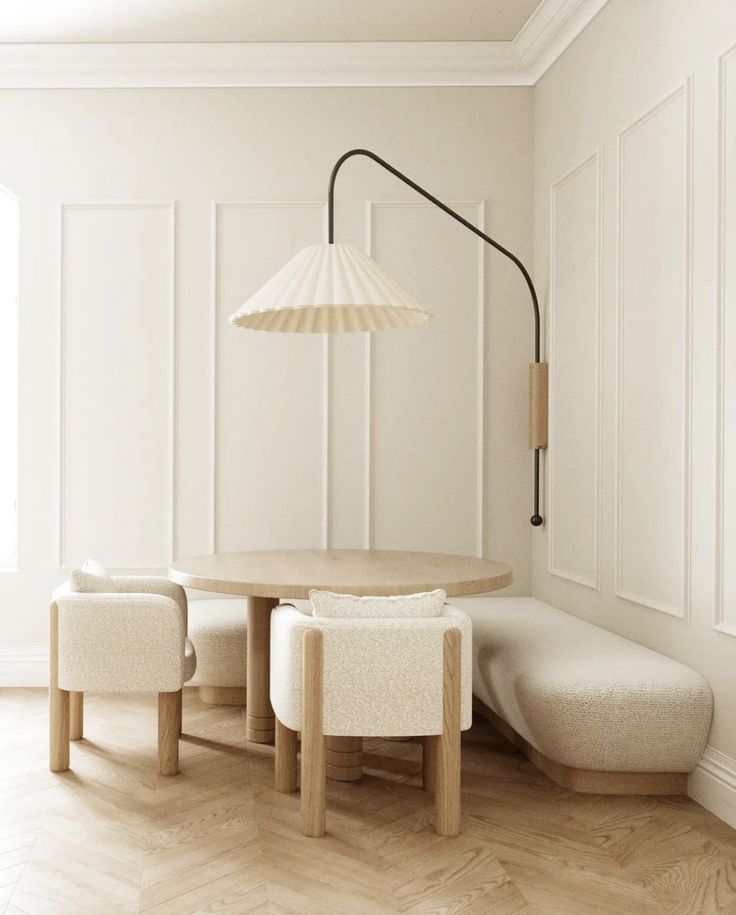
[327,148,544,527]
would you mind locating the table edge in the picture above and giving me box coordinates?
[168,567,513,599]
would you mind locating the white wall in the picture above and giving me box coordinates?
[0,87,534,664]
[533,0,736,818]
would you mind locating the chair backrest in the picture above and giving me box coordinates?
[52,583,186,693]
[270,602,472,737]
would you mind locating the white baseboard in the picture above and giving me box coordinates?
[688,747,736,830]
[0,646,49,686]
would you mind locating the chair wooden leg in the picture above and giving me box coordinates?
[158,690,181,776]
[69,692,84,741]
[435,628,461,837]
[301,629,325,837]
[275,717,298,793]
[176,688,183,737]
[422,735,437,792]
[49,601,70,772]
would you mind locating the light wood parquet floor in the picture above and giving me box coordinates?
[1,688,736,915]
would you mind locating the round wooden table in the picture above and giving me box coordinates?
[169,549,512,752]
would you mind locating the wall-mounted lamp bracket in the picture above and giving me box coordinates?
[328,148,548,526]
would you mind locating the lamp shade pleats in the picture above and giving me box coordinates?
[229,243,432,333]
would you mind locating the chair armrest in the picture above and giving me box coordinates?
[113,576,188,631]
[54,592,186,693]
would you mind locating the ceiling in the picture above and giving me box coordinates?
[0,0,544,44]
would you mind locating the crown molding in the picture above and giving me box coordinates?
[0,0,610,88]
[0,41,528,88]
[514,0,611,80]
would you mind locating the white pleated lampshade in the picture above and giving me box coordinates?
[229,243,432,333]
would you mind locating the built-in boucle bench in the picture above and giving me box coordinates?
[188,598,247,705]
[455,596,713,795]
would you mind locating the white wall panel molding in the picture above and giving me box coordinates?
[360,199,375,551]
[0,4,612,91]
[547,151,602,590]
[615,79,694,620]
[321,331,333,550]
[365,198,487,557]
[58,200,177,571]
[209,200,218,555]
[715,44,736,638]
[362,203,376,551]
[476,201,489,558]
[210,200,327,554]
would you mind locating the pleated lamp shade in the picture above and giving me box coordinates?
[229,243,432,333]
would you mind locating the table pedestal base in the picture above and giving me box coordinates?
[326,736,363,781]
[246,596,279,743]
[246,715,276,744]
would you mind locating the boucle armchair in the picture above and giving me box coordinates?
[270,600,472,838]
[49,571,196,776]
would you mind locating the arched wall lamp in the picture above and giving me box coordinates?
[230,149,548,526]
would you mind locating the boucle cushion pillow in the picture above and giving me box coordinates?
[309,588,446,619]
[69,559,116,593]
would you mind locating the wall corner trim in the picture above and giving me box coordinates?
[514,0,611,81]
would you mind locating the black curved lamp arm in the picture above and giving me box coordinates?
[327,147,545,527]
[328,148,540,361]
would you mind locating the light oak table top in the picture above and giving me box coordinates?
[168,549,513,598]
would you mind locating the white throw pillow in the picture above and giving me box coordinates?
[69,559,116,593]
[309,588,446,619]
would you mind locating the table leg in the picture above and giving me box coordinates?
[246,596,278,743]
[326,736,363,781]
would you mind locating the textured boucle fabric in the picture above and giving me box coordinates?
[114,577,188,630]
[187,599,247,688]
[183,637,197,683]
[54,584,196,693]
[309,588,446,619]
[457,596,713,773]
[270,602,472,737]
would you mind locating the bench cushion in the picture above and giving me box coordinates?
[457,596,712,773]
[187,599,247,688]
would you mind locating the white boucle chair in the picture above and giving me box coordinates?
[49,571,196,776]
[270,600,472,838]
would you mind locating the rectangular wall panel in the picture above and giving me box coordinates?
[60,202,175,568]
[548,153,601,588]
[616,83,692,618]
[718,48,736,634]
[0,188,18,570]
[213,202,325,552]
[369,201,485,556]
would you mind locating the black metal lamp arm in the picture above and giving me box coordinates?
[327,147,546,527]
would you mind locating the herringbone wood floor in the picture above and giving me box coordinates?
[1,689,736,915]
